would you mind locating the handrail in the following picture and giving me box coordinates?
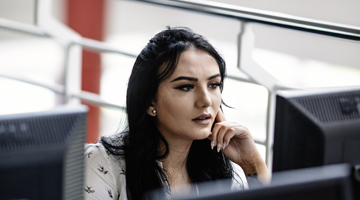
[0,18,47,37]
[77,38,138,57]
[0,18,138,58]
[132,0,360,40]
[73,91,126,111]
[0,73,64,94]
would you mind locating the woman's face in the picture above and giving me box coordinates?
[151,48,222,142]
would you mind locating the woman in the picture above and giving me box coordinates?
[84,27,270,200]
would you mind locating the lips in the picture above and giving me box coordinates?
[192,113,212,125]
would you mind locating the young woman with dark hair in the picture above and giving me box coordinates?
[84,27,270,200]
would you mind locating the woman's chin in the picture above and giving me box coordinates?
[194,131,211,140]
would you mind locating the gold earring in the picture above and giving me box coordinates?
[152,110,156,114]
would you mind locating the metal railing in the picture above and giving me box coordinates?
[134,0,360,40]
[1,0,359,168]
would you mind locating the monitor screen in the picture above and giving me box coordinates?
[0,105,87,200]
[272,86,360,172]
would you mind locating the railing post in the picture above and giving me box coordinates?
[64,43,82,105]
[35,0,83,105]
[237,22,286,168]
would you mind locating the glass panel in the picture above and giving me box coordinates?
[0,29,65,88]
[250,23,360,88]
[0,0,35,25]
[105,0,240,69]
[222,78,268,142]
[0,28,66,115]
[0,78,60,115]
[255,143,266,163]
[100,52,135,107]
[100,107,127,137]
[99,52,135,137]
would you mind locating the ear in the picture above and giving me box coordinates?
[147,105,157,117]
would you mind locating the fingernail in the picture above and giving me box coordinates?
[211,141,215,150]
[223,142,226,150]
[217,143,222,152]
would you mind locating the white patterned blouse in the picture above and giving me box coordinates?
[84,142,246,200]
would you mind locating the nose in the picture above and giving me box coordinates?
[195,86,212,108]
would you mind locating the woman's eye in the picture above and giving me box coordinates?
[208,82,222,89]
[176,84,195,91]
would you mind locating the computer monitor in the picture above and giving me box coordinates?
[163,163,355,200]
[272,86,360,172]
[0,105,88,200]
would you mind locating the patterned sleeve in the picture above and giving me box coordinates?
[84,143,121,200]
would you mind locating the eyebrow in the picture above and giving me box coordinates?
[170,73,221,83]
[208,74,221,80]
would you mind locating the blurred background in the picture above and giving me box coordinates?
[1,0,360,165]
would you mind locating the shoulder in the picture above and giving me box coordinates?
[84,142,127,200]
[85,142,126,176]
[85,134,126,163]
[85,142,110,160]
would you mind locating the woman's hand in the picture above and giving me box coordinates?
[208,109,271,185]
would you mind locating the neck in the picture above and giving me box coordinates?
[158,136,193,188]
[159,138,192,171]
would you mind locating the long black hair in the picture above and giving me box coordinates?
[101,27,234,200]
